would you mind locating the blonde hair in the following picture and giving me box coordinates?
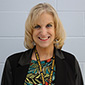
[24,3,66,49]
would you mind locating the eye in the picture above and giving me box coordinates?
[46,24,52,28]
[34,25,41,29]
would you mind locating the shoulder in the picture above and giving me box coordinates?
[55,47,76,60]
[6,49,31,64]
[55,48,76,67]
[61,49,75,57]
[55,49,76,68]
[61,50,76,61]
[60,50,76,71]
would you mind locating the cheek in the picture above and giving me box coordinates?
[53,28,56,37]
[33,30,37,35]
[50,29,55,36]
[33,30,39,39]
[32,31,36,40]
[52,30,56,40]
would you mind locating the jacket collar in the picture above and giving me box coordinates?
[18,46,65,66]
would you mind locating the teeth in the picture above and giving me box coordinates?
[40,37,48,40]
[38,36,50,40]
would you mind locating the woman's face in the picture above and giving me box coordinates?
[33,12,55,48]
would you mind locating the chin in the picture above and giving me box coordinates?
[36,43,53,49]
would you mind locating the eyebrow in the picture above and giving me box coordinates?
[47,22,54,24]
[34,21,54,27]
[37,22,54,25]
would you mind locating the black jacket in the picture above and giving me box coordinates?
[1,47,84,85]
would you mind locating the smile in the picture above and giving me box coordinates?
[38,36,50,41]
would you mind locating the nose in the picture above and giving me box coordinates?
[40,27,47,36]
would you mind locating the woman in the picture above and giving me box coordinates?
[1,3,84,85]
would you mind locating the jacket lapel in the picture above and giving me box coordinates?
[55,56,66,85]
[14,48,34,85]
[14,65,29,85]
[55,48,67,85]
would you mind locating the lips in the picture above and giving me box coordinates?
[38,36,50,41]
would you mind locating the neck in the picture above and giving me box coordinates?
[35,45,54,61]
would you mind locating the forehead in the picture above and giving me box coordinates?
[34,12,54,25]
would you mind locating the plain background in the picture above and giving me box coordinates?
[0,0,85,84]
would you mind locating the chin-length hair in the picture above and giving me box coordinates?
[24,3,66,49]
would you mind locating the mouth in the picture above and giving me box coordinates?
[38,36,50,41]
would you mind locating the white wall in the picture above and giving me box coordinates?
[0,0,85,84]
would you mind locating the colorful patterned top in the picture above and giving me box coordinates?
[24,57,56,85]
